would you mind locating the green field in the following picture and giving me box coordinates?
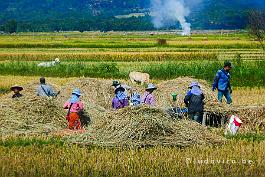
[0,31,265,176]
[0,31,264,88]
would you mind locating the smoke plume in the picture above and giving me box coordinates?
[151,0,192,35]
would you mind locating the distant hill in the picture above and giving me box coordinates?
[0,0,264,32]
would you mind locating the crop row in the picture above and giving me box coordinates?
[0,137,264,177]
[0,60,264,87]
[0,52,219,62]
[0,42,262,49]
[0,52,263,62]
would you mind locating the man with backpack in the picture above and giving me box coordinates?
[184,82,205,124]
[212,61,233,104]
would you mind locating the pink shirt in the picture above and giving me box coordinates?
[141,91,156,106]
[64,101,84,113]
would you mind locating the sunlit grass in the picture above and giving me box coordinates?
[0,137,264,177]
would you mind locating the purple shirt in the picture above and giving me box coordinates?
[141,91,156,106]
[112,97,129,110]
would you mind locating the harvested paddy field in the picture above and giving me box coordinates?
[1,77,264,147]
[0,32,265,176]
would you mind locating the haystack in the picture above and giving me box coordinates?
[235,106,265,133]
[66,106,225,147]
[1,76,263,145]
[0,96,66,136]
[57,78,115,111]
[58,77,232,113]
[156,77,232,113]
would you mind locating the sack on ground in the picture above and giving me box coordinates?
[225,115,242,135]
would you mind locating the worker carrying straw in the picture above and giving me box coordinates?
[184,82,205,124]
[64,89,84,130]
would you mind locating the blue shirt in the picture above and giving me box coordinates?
[36,84,55,97]
[212,69,231,91]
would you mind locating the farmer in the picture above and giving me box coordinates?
[112,86,129,110]
[142,83,157,106]
[112,80,131,97]
[184,82,205,124]
[36,77,59,97]
[130,88,141,106]
[212,61,233,104]
[11,85,23,98]
[64,89,84,130]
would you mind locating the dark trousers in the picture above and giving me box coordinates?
[189,112,203,124]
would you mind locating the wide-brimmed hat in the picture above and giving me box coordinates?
[112,80,120,86]
[11,85,23,91]
[189,82,200,88]
[72,88,82,96]
[146,83,157,90]
[115,86,125,94]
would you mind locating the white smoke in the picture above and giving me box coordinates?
[151,0,192,35]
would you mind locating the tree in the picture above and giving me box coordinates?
[248,11,265,50]
[3,20,18,33]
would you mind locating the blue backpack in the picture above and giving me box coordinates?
[131,92,141,106]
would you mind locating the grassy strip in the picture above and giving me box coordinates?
[0,87,9,95]
[0,137,64,147]
[0,62,126,78]
[0,139,264,176]
[143,60,265,87]
[0,61,264,87]
[226,133,265,142]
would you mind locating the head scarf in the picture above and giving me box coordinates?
[116,91,127,101]
[191,86,202,96]
[70,94,80,104]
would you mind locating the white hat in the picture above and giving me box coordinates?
[146,83,157,90]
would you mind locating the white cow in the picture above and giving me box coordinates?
[37,58,60,67]
[129,71,150,85]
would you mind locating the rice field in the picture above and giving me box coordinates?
[0,31,265,176]
[0,138,264,177]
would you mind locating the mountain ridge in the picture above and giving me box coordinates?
[0,0,264,32]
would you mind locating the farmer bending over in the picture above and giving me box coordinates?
[184,82,205,124]
[212,61,233,104]
[64,89,84,130]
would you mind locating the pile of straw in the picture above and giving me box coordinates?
[58,78,114,111]
[66,106,225,147]
[0,96,66,136]
[156,77,233,113]
[58,77,231,114]
[236,106,265,133]
[1,76,264,145]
